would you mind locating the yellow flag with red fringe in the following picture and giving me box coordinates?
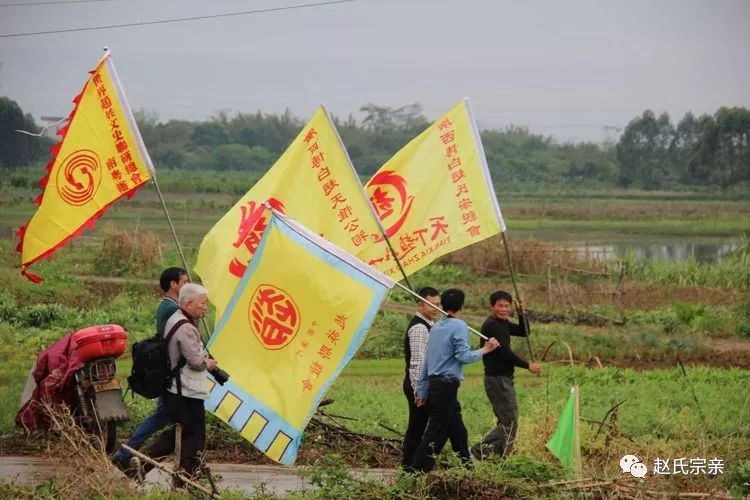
[16,51,154,282]
[362,98,506,278]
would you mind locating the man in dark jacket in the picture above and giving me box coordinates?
[470,290,541,460]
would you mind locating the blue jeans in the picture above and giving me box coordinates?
[112,397,170,465]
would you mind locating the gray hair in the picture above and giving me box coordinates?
[179,283,208,306]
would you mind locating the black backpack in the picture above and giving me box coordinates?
[127,319,189,399]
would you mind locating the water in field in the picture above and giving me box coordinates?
[576,242,738,264]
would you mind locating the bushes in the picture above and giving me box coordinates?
[93,228,162,277]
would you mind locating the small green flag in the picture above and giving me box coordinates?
[546,386,581,476]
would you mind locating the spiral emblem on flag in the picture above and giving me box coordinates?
[248,284,301,350]
[56,149,101,206]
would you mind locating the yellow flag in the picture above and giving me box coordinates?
[205,209,393,465]
[16,51,154,282]
[195,107,384,321]
[362,99,505,278]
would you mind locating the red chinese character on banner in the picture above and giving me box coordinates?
[351,230,368,246]
[461,211,477,224]
[445,144,459,157]
[455,184,468,197]
[447,157,462,170]
[92,73,103,86]
[112,129,124,142]
[120,151,132,164]
[302,340,310,349]
[125,162,137,174]
[249,284,301,350]
[334,314,348,329]
[302,379,313,391]
[115,140,128,154]
[318,345,333,359]
[344,218,359,232]
[131,173,143,185]
[97,86,107,98]
[310,361,323,377]
[413,227,428,246]
[451,169,465,183]
[400,233,417,255]
[307,142,319,153]
[370,187,394,219]
[111,170,122,180]
[440,130,455,144]
[106,157,117,170]
[109,118,119,130]
[317,166,330,182]
[116,181,129,193]
[458,198,472,211]
[330,193,347,209]
[105,108,116,121]
[304,128,317,144]
[229,198,285,278]
[430,216,449,240]
[322,179,339,196]
[311,152,325,168]
[337,205,353,222]
[327,330,340,344]
[100,96,112,109]
[367,170,414,239]
[438,118,453,130]
[466,225,481,237]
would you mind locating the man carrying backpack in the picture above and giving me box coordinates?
[112,267,188,474]
[143,283,218,480]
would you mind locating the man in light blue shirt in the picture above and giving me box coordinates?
[411,288,499,472]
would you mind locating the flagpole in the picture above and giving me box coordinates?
[463,97,535,360]
[500,231,535,361]
[324,106,415,291]
[573,385,583,479]
[394,282,488,340]
[151,176,212,342]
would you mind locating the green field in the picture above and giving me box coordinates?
[1,182,749,497]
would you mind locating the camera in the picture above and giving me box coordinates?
[210,367,230,386]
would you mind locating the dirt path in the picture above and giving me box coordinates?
[0,455,394,495]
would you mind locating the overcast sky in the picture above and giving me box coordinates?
[1,0,748,142]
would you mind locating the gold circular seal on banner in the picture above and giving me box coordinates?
[248,284,301,350]
[56,149,102,206]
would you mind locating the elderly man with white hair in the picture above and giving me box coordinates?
[142,283,219,481]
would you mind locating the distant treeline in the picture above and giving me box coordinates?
[2,96,748,189]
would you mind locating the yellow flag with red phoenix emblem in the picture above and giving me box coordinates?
[195,107,385,322]
[16,51,154,282]
[362,98,506,278]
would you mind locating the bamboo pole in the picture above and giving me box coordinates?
[500,232,535,360]
[394,282,488,340]
[573,385,583,479]
[120,444,218,497]
[151,175,214,342]
[325,105,415,291]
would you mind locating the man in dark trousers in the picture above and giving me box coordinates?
[112,267,188,473]
[471,290,541,460]
[411,288,499,473]
[402,286,441,469]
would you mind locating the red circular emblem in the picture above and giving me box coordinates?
[248,284,301,350]
[367,170,414,238]
[56,149,101,206]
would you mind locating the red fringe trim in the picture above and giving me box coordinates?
[15,53,150,283]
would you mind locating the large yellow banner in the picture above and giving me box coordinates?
[362,99,506,278]
[16,51,154,282]
[205,210,393,465]
[195,107,384,321]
